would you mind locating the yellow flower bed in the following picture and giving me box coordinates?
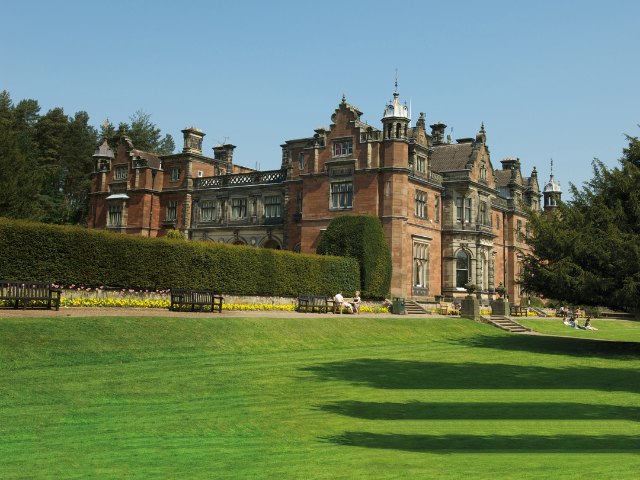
[57,295,391,313]
[61,297,170,309]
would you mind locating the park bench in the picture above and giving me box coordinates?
[297,295,330,313]
[0,280,61,311]
[170,288,223,312]
[438,302,460,315]
[510,305,529,316]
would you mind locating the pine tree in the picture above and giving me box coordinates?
[0,92,43,220]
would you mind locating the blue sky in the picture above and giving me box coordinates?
[3,0,639,196]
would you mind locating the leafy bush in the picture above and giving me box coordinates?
[0,218,359,296]
[165,229,185,240]
[316,215,391,298]
[520,296,546,308]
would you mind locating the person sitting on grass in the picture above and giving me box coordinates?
[584,318,598,331]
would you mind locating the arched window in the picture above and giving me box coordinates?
[456,250,470,288]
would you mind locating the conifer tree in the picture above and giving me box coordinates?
[522,131,640,312]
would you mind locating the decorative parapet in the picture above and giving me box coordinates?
[492,196,508,209]
[442,170,471,182]
[195,169,286,189]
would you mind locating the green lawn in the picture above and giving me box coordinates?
[1,315,639,479]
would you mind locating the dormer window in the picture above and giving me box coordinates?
[114,165,128,180]
[333,139,353,157]
[416,155,426,173]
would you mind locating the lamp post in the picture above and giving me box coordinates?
[148,168,157,237]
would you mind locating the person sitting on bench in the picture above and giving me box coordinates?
[351,291,362,314]
[334,291,353,314]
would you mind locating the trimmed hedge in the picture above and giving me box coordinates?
[316,215,392,299]
[0,218,359,296]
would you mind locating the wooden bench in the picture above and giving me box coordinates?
[297,295,330,313]
[170,288,223,312]
[510,305,529,316]
[0,280,61,311]
[438,302,460,315]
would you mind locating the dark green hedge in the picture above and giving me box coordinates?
[0,218,359,296]
[316,215,391,299]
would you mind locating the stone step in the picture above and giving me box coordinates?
[404,300,427,314]
[486,315,531,333]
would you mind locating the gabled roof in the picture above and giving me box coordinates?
[430,143,474,173]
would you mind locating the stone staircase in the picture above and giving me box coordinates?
[404,300,428,315]
[486,315,531,333]
[528,306,548,317]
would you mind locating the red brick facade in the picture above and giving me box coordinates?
[89,92,551,304]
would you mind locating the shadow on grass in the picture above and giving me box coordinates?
[458,334,640,359]
[320,401,640,421]
[303,359,640,393]
[325,432,640,453]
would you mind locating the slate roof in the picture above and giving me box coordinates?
[131,149,161,169]
[430,143,473,173]
[494,170,513,188]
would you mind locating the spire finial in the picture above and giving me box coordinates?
[394,68,398,93]
[550,158,554,176]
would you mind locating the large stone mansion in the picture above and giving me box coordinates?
[88,88,562,303]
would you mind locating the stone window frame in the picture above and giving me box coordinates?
[107,203,124,226]
[456,197,464,222]
[414,190,427,219]
[464,197,472,223]
[479,200,488,226]
[456,249,470,288]
[413,241,430,290]
[200,200,216,222]
[114,165,128,181]
[264,195,282,219]
[231,197,247,220]
[296,191,303,215]
[166,201,178,222]
[170,167,180,182]
[416,155,427,173]
[333,138,353,158]
[330,180,353,210]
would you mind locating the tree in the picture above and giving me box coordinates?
[0,91,43,220]
[62,111,98,224]
[522,131,640,312]
[107,110,175,155]
[316,215,392,298]
[34,107,71,223]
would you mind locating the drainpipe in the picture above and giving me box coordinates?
[148,168,158,236]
